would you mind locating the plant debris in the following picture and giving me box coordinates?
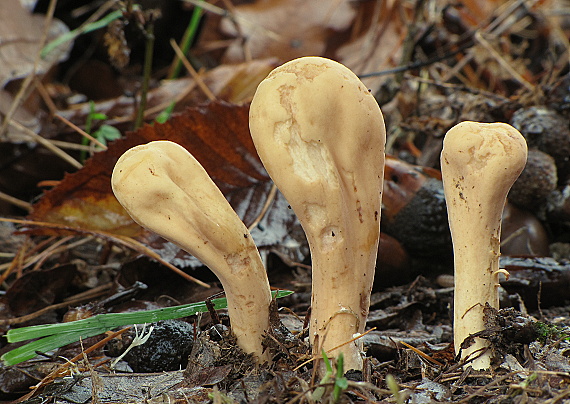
[1,0,570,402]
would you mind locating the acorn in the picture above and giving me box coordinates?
[546,185,570,224]
[375,232,412,288]
[546,72,570,116]
[382,156,551,261]
[382,156,452,258]
[511,106,570,182]
[501,203,550,257]
[508,148,557,211]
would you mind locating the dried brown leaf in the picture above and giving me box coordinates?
[0,0,70,87]
[5,264,77,316]
[337,0,405,93]
[58,59,277,130]
[219,0,356,62]
[27,102,302,268]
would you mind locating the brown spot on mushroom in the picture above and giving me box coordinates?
[111,141,272,360]
[356,201,363,223]
[441,121,527,370]
[249,57,385,373]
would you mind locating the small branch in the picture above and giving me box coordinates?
[0,0,57,139]
[8,120,82,169]
[54,114,108,150]
[170,39,216,101]
[134,19,156,129]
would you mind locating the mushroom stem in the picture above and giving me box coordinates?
[111,140,272,360]
[249,57,386,372]
[441,122,527,370]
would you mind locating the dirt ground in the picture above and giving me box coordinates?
[0,0,569,402]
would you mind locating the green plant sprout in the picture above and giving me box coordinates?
[534,321,570,343]
[81,101,121,162]
[509,372,538,398]
[386,374,403,404]
[312,350,348,402]
[154,101,176,124]
[2,290,292,366]
[208,386,236,404]
[333,353,348,401]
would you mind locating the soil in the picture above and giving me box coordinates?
[1,0,570,403]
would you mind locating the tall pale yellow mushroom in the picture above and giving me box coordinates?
[441,122,527,370]
[111,140,272,361]
[249,57,386,372]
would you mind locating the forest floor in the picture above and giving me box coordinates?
[0,0,569,402]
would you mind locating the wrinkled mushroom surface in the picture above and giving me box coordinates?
[441,122,527,369]
[249,57,386,371]
[112,140,272,360]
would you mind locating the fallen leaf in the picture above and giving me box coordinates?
[337,0,405,94]
[58,58,277,131]
[0,90,40,142]
[5,264,78,316]
[219,0,356,62]
[0,0,70,87]
[26,102,452,271]
[0,0,71,142]
[27,101,303,267]
[30,102,262,232]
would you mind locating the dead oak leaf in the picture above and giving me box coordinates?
[337,0,405,94]
[220,0,356,62]
[0,0,70,87]
[29,102,265,235]
[25,101,436,272]
[26,102,302,268]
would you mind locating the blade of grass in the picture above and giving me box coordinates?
[41,10,124,58]
[7,291,292,342]
[2,332,96,365]
[2,290,293,365]
[168,4,204,79]
[333,353,347,401]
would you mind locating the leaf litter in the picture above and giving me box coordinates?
[0,0,570,402]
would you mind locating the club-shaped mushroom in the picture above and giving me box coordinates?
[441,122,527,370]
[111,140,272,361]
[249,57,386,372]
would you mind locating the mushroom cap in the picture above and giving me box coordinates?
[250,56,385,243]
[442,121,528,214]
[111,141,254,272]
[249,56,386,371]
[441,121,528,369]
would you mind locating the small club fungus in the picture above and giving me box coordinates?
[441,122,528,370]
[249,57,386,372]
[111,140,272,361]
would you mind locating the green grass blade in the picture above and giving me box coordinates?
[2,290,293,365]
[2,332,92,365]
[6,299,209,342]
[41,10,124,58]
[168,4,204,79]
[7,291,292,342]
